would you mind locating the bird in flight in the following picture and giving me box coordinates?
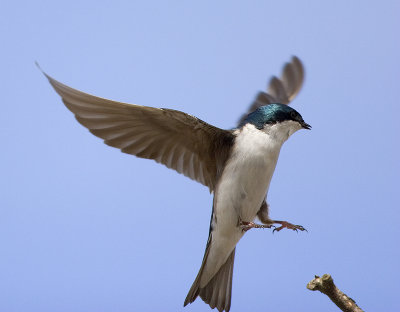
[40,56,310,312]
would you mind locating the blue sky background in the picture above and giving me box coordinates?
[1,1,399,311]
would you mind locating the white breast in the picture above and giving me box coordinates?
[200,124,286,286]
[215,124,283,227]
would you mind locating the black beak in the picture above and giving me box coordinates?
[301,121,312,130]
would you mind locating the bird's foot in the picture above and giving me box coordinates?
[239,221,274,232]
[272,220,307,233]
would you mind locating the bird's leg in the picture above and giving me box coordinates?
[238,201,275,232]
[239,220,274,232]
[257,201,307,233]
[271,220,307,233]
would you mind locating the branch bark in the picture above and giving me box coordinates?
[307,274,364,312]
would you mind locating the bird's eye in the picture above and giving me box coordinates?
[290,111,297,119]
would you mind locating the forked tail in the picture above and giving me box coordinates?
[184,248,236,312]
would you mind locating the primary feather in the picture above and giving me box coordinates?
[41,71,234,191]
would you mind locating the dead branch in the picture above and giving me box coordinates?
[307,274,364,312]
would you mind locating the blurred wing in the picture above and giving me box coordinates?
[42,72,234,191]
[237,56,304,126]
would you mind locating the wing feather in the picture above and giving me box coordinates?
[237,56,304,126]
[42,71,234,191]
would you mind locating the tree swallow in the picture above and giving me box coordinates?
[40,56,310,312]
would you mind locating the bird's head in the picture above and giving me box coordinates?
[240,103,311,140]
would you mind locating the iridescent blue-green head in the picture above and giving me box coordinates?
[240,103,311,130]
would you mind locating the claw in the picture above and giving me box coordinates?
[239,220,306,234]
[272,221,307,233]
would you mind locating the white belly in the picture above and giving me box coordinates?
[216,152,275,223]
[200,125,282,286]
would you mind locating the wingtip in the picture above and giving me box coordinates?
[291,55,304,71]
[291,55,300,62]
[35,61,52,81]
[35,61,43,73]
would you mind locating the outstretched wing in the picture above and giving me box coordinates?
[237,56,304,126]
[42,71,234,191]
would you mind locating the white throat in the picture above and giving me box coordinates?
[261,120,302,144]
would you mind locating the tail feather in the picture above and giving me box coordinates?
[184,248,235,312]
